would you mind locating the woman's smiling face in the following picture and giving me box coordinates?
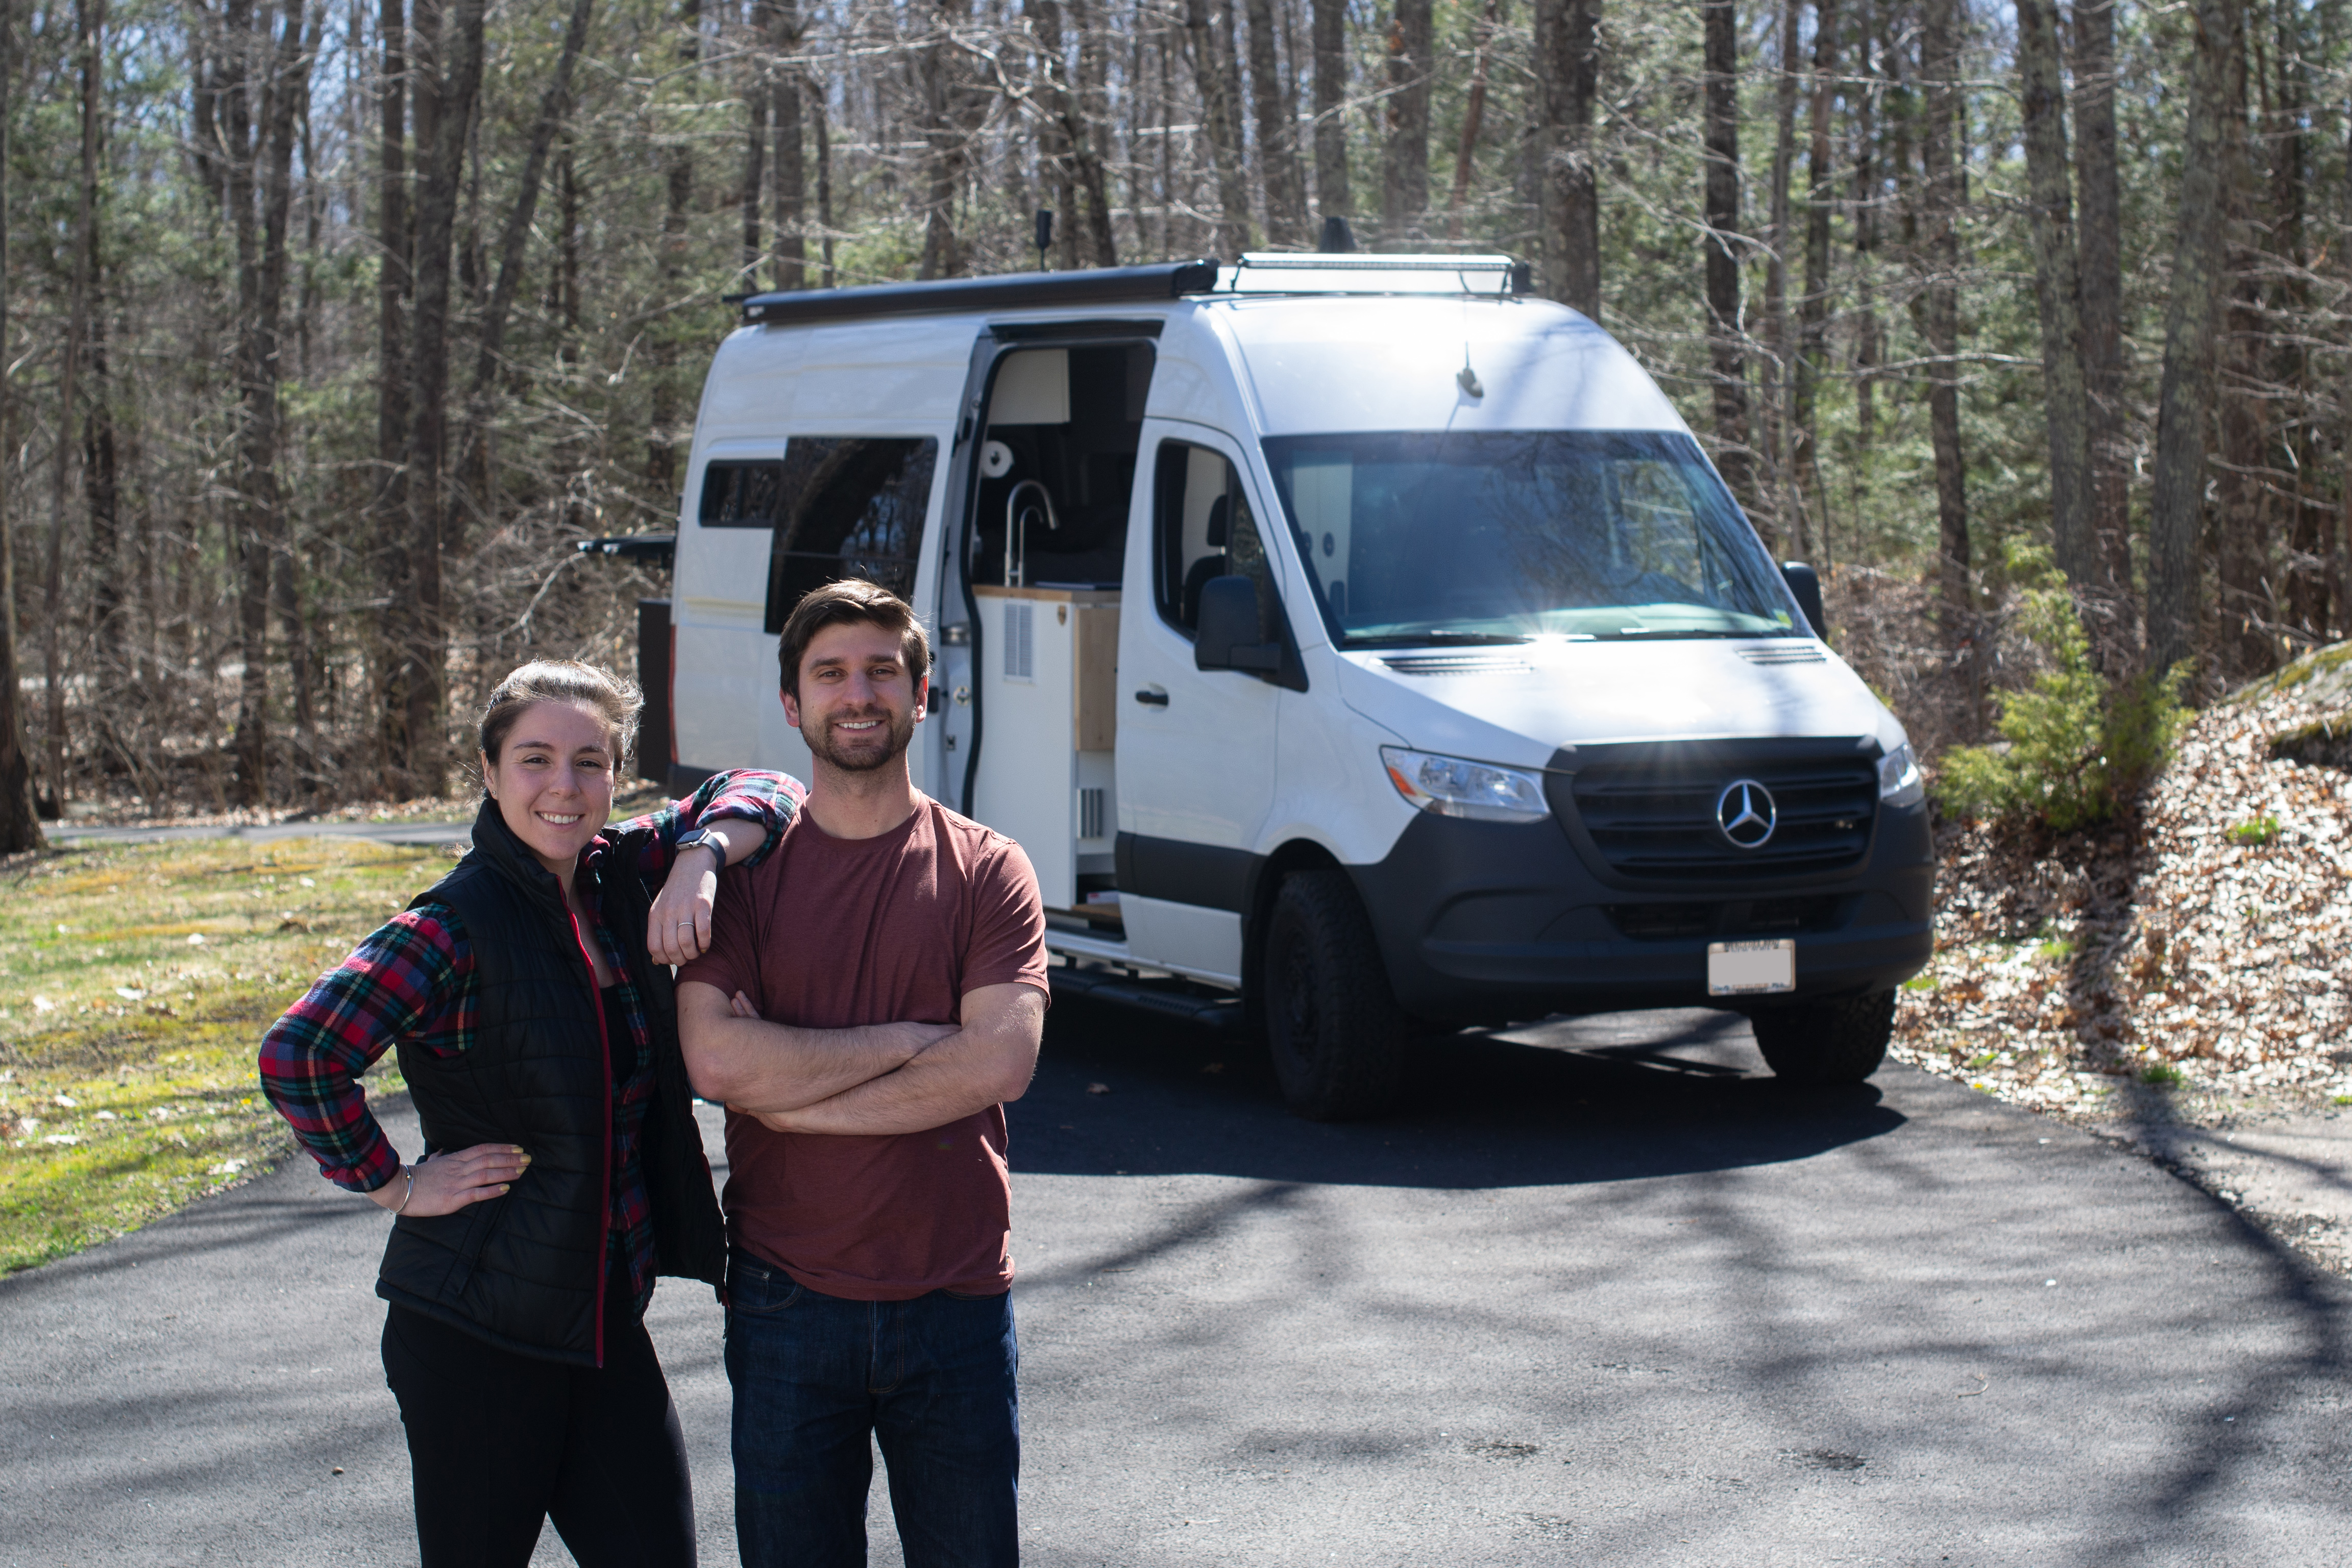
[481,700,617,883]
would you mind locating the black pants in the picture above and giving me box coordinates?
[381,1301,697,1568]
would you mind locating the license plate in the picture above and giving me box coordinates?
[1707,939,1795,996]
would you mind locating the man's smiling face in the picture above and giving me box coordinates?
[783,618,926,774]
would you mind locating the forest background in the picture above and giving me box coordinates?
[0,0,2326,845]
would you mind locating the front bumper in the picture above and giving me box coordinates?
[1346,797,1934,1025]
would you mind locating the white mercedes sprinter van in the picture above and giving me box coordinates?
[623,254,1933,1118]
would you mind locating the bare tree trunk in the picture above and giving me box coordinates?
[1699,0,1752,523]
[1791,0,1837,544]
[1533,0,1598,313]
[1917,0,1970,654]
[1067,0,1118,264]
[1762,0,1800,550]
[2147,0,2239,676]
[2073,0,2132,620]
[2015,0,2098,605]
[1034,0,1081,267]
[812,78,834,284]
[2267,0,2322,640]
[0,0,42,849]
[45,0,105,813]
[1446,0,1501,243]
[1849,0,1878,482]
[2216,276,2270,679]
[456,0,591,513]
[743,0,769,278]
[918,0,968,278]
[1182,0,1252,254]
[1380,0,1431,245]
[1243,0,1307,246]
[2214,7,2268,681]
[646,0,697,492]
[373,0,411,791]
[228,0,316,805]
[1310,0,1349,221]
[398,0,487,796]
[771,0,806,287]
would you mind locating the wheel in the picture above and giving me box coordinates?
[1749,991,1896,1085]
[1260,869,1409,1120]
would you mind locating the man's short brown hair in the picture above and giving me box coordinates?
[776,579,934,699]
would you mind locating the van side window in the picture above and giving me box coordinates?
[757,436,937,634]
[700,460,785,527]
[1152,440,1280,641]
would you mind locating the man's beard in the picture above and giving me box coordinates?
[806,702,917,773]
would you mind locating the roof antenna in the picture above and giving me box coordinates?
[1035,208,1055,271]
[1457,342,1484,399]
[1318,215,1357,254]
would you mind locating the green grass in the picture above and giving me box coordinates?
[1901,974,1938,993]
[0,837,462,1274]
[2228,816,2283,847]
[2138,1062,2187,1088]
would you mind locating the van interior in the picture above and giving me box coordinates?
[966,344,1155,590]
[963,342,1157,924]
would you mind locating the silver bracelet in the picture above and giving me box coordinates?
[390,1165,415,1216]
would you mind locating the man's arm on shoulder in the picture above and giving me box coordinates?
[751,981,1045,1137]
[676,979,950,1112]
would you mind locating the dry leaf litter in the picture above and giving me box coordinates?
[1894,644,2352,1120]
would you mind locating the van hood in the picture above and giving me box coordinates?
[1333,639,1906,765]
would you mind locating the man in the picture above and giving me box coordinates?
[677,578,1047,1568]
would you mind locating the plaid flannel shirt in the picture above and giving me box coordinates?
[259,770,803,1313]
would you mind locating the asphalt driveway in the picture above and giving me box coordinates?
[3,999,2345,1566]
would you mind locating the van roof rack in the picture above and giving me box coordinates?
[737,260,1222,327]
[733,251,1536,327]
[1227,253,1533,296]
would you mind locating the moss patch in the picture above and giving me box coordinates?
[0,837,464,1274]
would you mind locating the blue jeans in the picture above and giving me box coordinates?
[724,1252,1019,1568]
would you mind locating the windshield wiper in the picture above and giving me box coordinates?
[1343,631,1535,648]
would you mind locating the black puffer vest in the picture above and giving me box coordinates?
[376,798,727,1365]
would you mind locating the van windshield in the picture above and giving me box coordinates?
[1261,431,1800,645]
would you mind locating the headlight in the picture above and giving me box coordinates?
[1380,746,1552,824]
[1878,741,1924,808]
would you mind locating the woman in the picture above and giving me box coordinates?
[259,660,802,1567]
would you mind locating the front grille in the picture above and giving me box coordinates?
[1561,740,1879,882]
[1605,896,1844,940]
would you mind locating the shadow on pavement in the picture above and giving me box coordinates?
[1013,994,1905,1190]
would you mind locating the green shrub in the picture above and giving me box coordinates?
[2139,1062,2186,1088]
[1934,562,2192,832]
[2228,816,2281,847]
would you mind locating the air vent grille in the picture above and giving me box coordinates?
[1379,653,1534,676]
[1739,645,1827,666]
[1003,601,1035,681]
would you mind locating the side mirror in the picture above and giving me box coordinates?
[1781,561,1827,641]
[1194,575,1282,673]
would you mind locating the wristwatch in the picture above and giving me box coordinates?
[674,826,726,863]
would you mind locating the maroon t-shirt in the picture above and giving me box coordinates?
[679,795,1049,1300]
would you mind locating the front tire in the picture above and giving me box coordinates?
[1261,869,1409,1120]
[1749,991,1897,1085]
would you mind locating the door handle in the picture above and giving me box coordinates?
[1134,689,1169,707]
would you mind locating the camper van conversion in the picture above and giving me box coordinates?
[628,254,1933,1120]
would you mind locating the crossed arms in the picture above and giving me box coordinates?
[676,979,1044,1136]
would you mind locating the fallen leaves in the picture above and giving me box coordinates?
[1898,667,2352,1115]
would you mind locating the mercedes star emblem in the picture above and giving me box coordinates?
[1715,778,1778,849]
